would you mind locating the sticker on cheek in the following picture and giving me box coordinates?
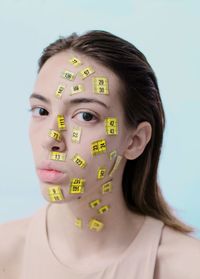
[70,84,85,95]
[69,178,85,194]
[72,127,82,143]
[62,70,76,81]
[50,151,66,161]
[102,181,112,194]
[93,77,109,95]
[105,118,118,135]
[48,186,64,202]
[108,155,123,177]
[75,218,83,229]
[91,139,107,156]
[89,199,101,208]
[97,167,106,180]
[98,205,110,214]
[69,57,82,67]
[109,150,117,160]
[79,66,95,80]
[72,154,87,168]
[48,129,62,142]
[88,218,104,232]
[55,84,65,98]
[57,115,67,131]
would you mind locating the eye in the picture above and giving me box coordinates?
[74,111,98,122]
[30,107,49,117]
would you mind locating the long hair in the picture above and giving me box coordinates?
[38,30,193,233]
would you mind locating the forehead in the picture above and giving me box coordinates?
[34,50,122,106]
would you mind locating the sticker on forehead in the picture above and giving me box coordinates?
[69,57,82,67]
[89,199,101,208]
[70,84,85,95]
[48,130,62,142]
[109,155,122,177]
[109,150,117,160]
[79,66,95,80]
[57,115,67,131]
[91,139,107,156]
[93,77,109,95]
[75,218,83,229]
[88,218,104,232]
[97,167,106,180]
[72,154,87,168]
[98,205,110,214]
[105,117,118,135]
[72,127,82,143]
[62,70,76,81]
[55,84,65,98]
[50,151,66,161]
[69,178,85,194]
[48,186,64,202]
[102,181,112,194]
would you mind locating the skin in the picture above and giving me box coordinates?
[29,50,152,271]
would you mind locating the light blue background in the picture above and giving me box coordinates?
[0,0,199,237]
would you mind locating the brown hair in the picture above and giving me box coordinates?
[38,30,193,233]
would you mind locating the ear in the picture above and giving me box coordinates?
[123,122,152,160]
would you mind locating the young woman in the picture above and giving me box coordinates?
[0,30,200,279]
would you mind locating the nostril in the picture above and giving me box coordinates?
[51,146,60,151]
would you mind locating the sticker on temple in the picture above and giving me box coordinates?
[69,178,85,194]
[75,218,83,229]
[109,155,122,177]
[97,167,106,180]
[50,151,66,161]
[72,154,87,168]
[91,139,107,156]
[102,181,112,194]
[62,70,76,81]
[98,205,110,214]
[79,66,95,80]
[48,129,62,142]
[48,186,64,202]
[70,84,85,95]
[93,77,109,95]
[72,127,82,143]
[57,115,67,131]
[105,118,118,135]
[69,57,82,67]
[89,199,101,208]
[88,218,104,232]
[55,84,65,98]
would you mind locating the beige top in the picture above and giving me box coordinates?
[1,207,200,279]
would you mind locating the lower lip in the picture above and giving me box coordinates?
[37,169,67,184]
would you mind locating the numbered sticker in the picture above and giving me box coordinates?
[57,115,66,131]
[79,67,95,80]
[69,178,85,194]
[88,218,104,232]
[109,150,117,160]
[55,84,65,98]
[102,181,112,194]
[109,155,122,177]
[70,84,84,95]
[91,139,107,156]
[93,77,109,95]
[48,130,61,142]
[97,167,106,180]
[71,127,82,143]
[98,205,110,214]
[62,70,76,81]
[69,57,82,67]
[48,186,64,202]
[50,151,66,161]
[105,117,118,135]
[89,199,101,208]
[75,218,83,229]
[72,154,87,168]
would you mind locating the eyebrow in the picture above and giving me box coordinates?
[30,93,109,109]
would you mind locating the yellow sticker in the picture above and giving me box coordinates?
[93,77,109,95]
[57,115,66,131]
[55,84,65,98]
[89,199,101,208]
[48,129,61,142]
[48,186,64,202]
[97,167,106,180]
[69,57,82,67]
[72,154,87,168]
[109,150,117,160]
[91,139,107,156]
[98,205,110,214]
[69,178,85,194]
[75,218,83,229]
[88,218,104,232]
[50,151,66,161]
[79,67,95,80]
[105,118,118,135]
[109,155,122,177]
[70,84,84,95]
[72,127,82,143]
[62,70,76,81]
[102,181,112,194]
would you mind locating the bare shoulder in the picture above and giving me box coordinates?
[154,225,200,279]
[0,217,31,278]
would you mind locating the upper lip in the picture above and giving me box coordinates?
[37,161,65,173]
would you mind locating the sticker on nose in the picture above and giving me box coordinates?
[48,130,62,142]
[57,115,66,131]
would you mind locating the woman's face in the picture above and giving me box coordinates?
[29,51,131,203]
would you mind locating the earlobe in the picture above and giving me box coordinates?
[123,122,152,160]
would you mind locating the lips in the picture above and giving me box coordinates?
[37,168,67,184]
